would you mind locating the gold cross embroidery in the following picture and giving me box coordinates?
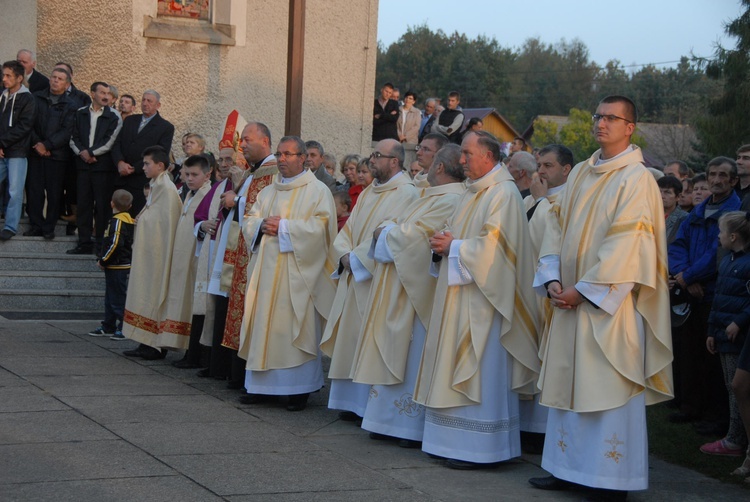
[604,433,624,463]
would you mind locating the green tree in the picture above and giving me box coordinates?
[558,109,600,162]
[530,118,560,148]
[694,0,750,157]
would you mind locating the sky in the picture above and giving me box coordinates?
[377,0,745,70]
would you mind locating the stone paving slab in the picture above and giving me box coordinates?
[0,383,69,413]
[107,421,319,456]
[24,373,205,397]
[225,488,438,502]
[0,355,156,377]
[0,476,221,502]
[58,394,254,425]
[160,450,408,496]
[0,410,117,444]
[308,432,436,470]
[0,440,175,484]
[0,338,114,358]
[0,366,26,387]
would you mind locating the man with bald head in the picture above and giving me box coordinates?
[215,122,279,393]
[354,143,466,446]
[16,49,48,93]
[321,138,420,420]
[415,131,540,469]
[111,90,174,215]
[508,151,537,198]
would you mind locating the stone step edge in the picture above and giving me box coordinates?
[0,252,99,260]
[0,270,104,278]
[0,289,105,297]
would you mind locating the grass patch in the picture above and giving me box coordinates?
[647,403,748,487]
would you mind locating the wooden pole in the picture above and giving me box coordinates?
[285,0,305,136]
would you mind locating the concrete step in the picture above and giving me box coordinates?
[0,270,104,290]
[0,234,83,254]
[0,289,104,311]
[0,252,100,272]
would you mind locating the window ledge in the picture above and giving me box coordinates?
[143,15,235,46]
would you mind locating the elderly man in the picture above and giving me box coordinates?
[321,139,420,419]
[16,49,48,93]
[508,150,537,198]
[353,143,465,446]
[414,131,540,469]
[530,96,672,500]
[237,136,337,411]
[418,98,438,142]
[111,90,175,216]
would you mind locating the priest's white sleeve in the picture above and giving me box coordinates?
[576,281,634,316]
[447,239,474,286]
[533,254,560,296]
[349,252,373,282]
[278,219,292,253]
[372,224,396,263]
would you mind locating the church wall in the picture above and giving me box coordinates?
[26,0,377,158]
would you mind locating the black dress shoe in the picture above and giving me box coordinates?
[528,475,573,491]
[43,232,55,240]
[226,380,244,390]
[66,244,93,255]
[286,393,309,411]
[140,346,168,360]
[23,228,43,236]
[338,411,361,421]
[445,458,500,470]
[238,393,278,405]
[398,439,422,449]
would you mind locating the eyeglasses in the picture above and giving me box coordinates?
[369,152,396,159]
[414,145,434,153]
[273,152,304,159]
[592,114,633,124]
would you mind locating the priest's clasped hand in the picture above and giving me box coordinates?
[548,282,584,309]
[429,230,454,257]
[261,216,281,236]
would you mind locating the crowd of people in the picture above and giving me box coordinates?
[2,48,750,499]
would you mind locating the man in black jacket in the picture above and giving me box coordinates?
[25,67,76,239]
[67,81,123,255]
[372,82,399,142]
[0,60,36,241]
[111,90,174,216]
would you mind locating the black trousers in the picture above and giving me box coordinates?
[77,166,115,246]
[209,295,232,378]
[103,268,129,332]
[26,157,66,234]
[186,314,205,365]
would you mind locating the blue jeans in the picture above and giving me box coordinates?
[0,157,28,234]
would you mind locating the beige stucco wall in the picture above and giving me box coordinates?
[0,0,38,63]
[24,0,377,160]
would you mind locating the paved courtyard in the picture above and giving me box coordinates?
[0,318,746,501]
